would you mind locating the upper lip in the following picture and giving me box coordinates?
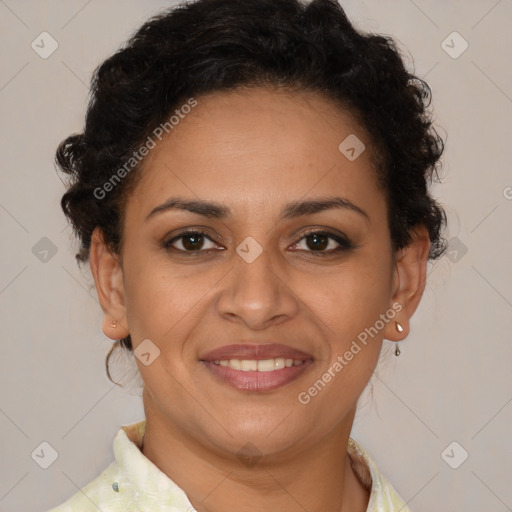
[200,343,314,361]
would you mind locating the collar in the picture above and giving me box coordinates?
[113,420,194,509]
[114,419,408,511]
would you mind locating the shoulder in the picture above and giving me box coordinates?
[46,421,145,512]
[46,462,126,511]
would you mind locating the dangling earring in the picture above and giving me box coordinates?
[395,321,404,356]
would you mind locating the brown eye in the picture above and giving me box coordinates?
[164,231,218,252]
[180,233,206,251]
[305,233,330,251]
[292,230,352,255]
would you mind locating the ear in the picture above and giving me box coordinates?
[89,227,130,340]
[383,224,431,342]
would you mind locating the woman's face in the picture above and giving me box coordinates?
[105,87,405,457]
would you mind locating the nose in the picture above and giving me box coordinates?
[216,244,300,330]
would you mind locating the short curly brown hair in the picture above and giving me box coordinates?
[56,0,447,381]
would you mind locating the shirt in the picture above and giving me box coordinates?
[48,420,411,512]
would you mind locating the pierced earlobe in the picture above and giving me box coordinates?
[102,317,129,342]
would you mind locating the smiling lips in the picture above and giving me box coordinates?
[200,343,314,392]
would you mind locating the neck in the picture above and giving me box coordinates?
[140,390,369,512]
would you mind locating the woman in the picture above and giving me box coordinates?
[49,0,446,510]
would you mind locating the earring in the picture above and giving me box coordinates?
[111,320,117,328]
[395,322,404,356]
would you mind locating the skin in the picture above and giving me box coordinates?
[90,86,430,512]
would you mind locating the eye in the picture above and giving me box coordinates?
[163,230,221,253]
[291,229,352,255]
[163,228,353,256]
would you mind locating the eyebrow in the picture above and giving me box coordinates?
[145,196,370,223]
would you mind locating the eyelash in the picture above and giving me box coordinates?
[163,228,353,257]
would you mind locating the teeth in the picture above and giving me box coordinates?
[229,359,241,370]
[274,358,285,369]
[257,359,275,372]
[241,359,258,371]
[212,358,305,371]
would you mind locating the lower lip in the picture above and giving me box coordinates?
[201,360,313,392]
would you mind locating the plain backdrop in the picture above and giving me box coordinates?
[1,1,511,511]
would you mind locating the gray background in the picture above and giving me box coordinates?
[1,1,511,511]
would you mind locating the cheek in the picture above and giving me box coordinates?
[301,257,392,397]
[301,267,389,406]
[306,256,393,332]
[122,255,223,352]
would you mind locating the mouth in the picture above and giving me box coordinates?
[199,343,314,392]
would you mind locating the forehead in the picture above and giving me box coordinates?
[125,87,384,220]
